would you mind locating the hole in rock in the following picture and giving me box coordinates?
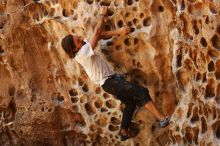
[176,126,180,132]
[82,84,89,92]
[158,5,164,12]
[109,125,119,131]
[151,125,156,132]
[78,77,84,86]
[62,9,68,17]
[191,107,199,123]
[132,59,136,66]
[125,12,130,17]
[202,73,207,82]
[71,97,78,103]
[127,0,133,5]
[217,25,220,35]
[70,9,74,15]
[140,13,144,18]
[48,108,52,112]
[192,88,199,98]
[213,107,217,119]
[208,61,215,72]
[208,49,219,59]
[117,20,124,28]
[31,95,37,103]
[69,89,78,96]
[132,7,137,11]
[90,124,97,131]
[201,117,207,133]
[205,79,216,99]
[97,117,108,127]
[134,38,139,44]
[127,48,135,56]
[107,8,114,16]
[105,25,111,31]
[41,107,45,112]
[216,84,220,104]
[101,107,108,112]
[124,38,131,46]
[111,117,120,125]
[173,135,181,144]
[115,45,121,51]
[57,94,64,102]
[80,96,87,103]
[95,87,101,94]
[209,4,217,14]
[72,105,79,112]
[86,0,93,4]
[203,105,209,117]
[0,46,4,54]
[127,21,133,27]
[130,27,135,32]
[193,21,200,35]
[103,93,110,99]
[176,54,182,68]
[100,0,111,6]
[143,17,151,26]
[73,14,78,20]
[106,100,117,108]
[185,127,193,144]
[211,34,220,50]
[196,72,202,81]
[200,37,207,47]
[215,122,220,138]
[101,49,109,55]
[215,60,220,79]
[187,103,193,118]
[8,85,15,97]
[95,99,103,108]
[193,127,199,145]
[205,16,209,24]
[107,41,113,46]
[62,136,68,146]
[85,103,95,115]
[181,0,185,10]
[216,96,220,104]
[136,24,142,29]
[137,62,142,68]
[133,18,138,25]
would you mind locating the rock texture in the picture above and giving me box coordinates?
[0,0,219,146]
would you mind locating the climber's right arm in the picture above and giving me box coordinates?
[89,6,108,49]
[101,26,131,39]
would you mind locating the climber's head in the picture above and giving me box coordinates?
[61,34,84,58]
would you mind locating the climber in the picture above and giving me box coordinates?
[61,6,170,141]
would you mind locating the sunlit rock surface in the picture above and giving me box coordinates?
[0,0,219,145]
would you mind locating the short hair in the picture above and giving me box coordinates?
[61,34,77,58]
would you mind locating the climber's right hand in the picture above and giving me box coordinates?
[99,6,108,16]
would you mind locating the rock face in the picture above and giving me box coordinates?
[0,0,219,145]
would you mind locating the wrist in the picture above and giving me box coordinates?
[99,14,106,16]
[118,29,123,35]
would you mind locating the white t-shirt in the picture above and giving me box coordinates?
[75,40,115,85]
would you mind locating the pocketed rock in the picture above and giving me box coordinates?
[1,0,220,145]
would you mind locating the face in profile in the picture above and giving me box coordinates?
[72,36,84,52]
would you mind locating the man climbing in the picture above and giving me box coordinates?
[61,6,170,141]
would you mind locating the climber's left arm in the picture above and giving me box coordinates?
[101,26,131,39]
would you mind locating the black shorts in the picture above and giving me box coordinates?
[101,75,152,107]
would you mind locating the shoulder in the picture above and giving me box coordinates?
[75,40,94,60]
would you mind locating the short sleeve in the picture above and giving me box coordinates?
[75,42,94,61]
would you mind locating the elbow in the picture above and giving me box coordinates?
[96,29,103,38]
